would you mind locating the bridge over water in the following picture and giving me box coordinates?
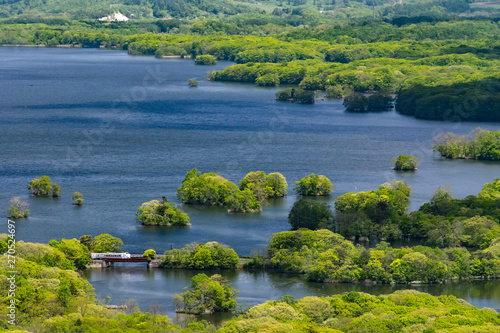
[90,254,165,268]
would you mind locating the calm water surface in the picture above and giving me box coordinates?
[1,47,500,321]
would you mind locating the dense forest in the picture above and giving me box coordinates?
[1,0,488,19]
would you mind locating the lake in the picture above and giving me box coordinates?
[1,47,500,322]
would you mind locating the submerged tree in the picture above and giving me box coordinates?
[188,79,199,87]
[177,168,262,213]
[72,191,84,205]
[136,197,190,226]
[335,180,411,240]
[393,155,419,171]
[343,94,369,112]
[161,242,239,270]
[275,88,315,104]
[7,196,29,218]
[28,175,60,197]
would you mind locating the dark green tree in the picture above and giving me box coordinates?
[288,199,333,230]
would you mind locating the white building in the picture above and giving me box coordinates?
[98,13,130,22]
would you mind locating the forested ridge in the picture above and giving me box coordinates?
[0,0,483,19]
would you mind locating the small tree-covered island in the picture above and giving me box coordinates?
[136,197,190,226]
[393,155,419,171]
[177,168,288,213]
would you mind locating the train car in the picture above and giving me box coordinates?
[91,252,131,259]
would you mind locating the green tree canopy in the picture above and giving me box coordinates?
[162,241,239,269]
[226,188,262,213]
[335,180,411,239]
[177,168,239,206]
[194,54,217,65]
[92,233,124,253]
[79,235,93,250]
[173,273,238,314]
[239,171,288,202]
[49,238,91,269]
[393,155,419,171]
[7,196,29,218]
[28,175,60,197]
[294,174,333,196]
[288,199,334,230]
[72,191,84,205]
[479,178,500,200]
[136,197,190,226]
[143,249,156,260]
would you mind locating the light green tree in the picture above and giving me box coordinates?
[28,175,60,197]
[143,249,156,260]
[92,233,124,253]
[72,191,84,205]
[294,174,333,196]
[136,197,190,226]
[173,274,238,314]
